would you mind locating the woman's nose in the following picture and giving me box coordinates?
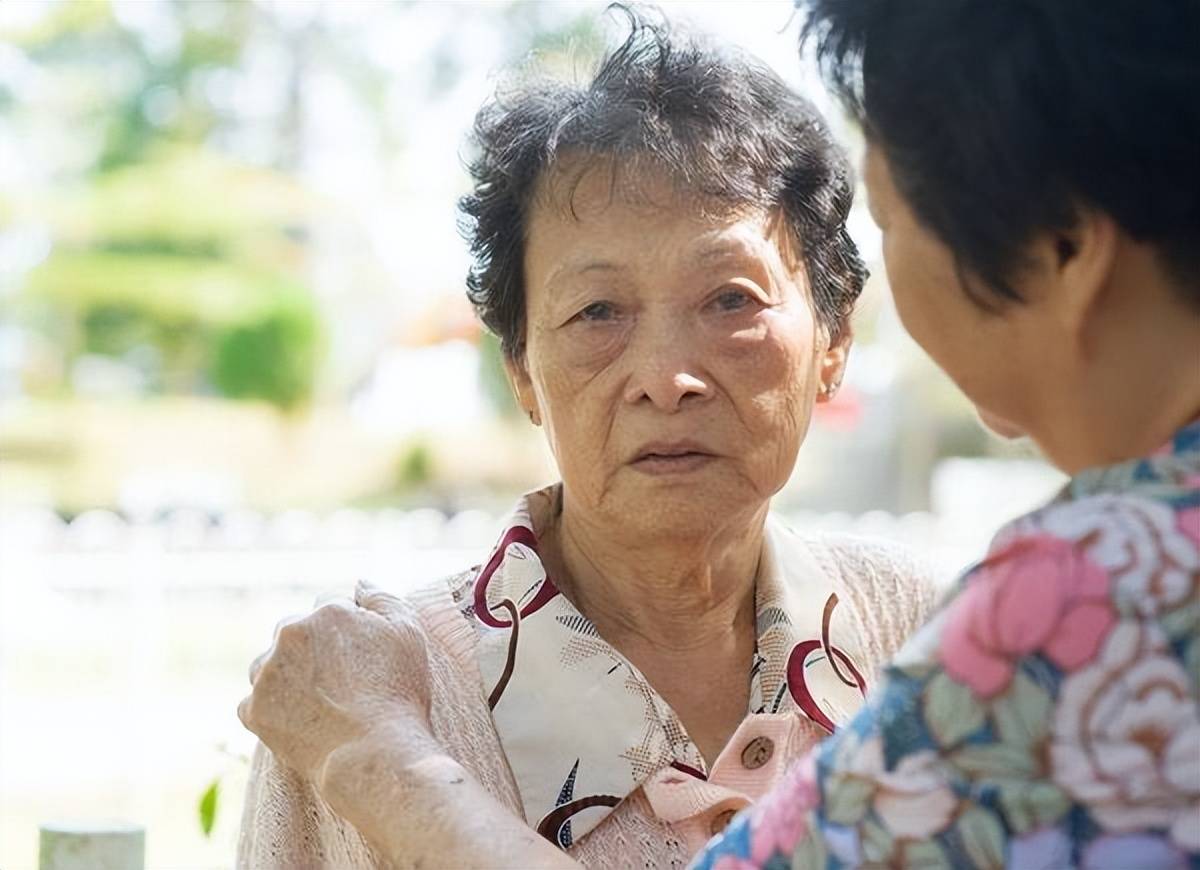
[620,325,712,412]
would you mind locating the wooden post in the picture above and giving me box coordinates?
[38,822,145,870]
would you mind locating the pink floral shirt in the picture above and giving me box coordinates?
[692,421,1200,869]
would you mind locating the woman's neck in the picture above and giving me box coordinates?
[540,504,764,653]
[1047,320,1200,474]
[538,501,765,764]
[1039,255,1200,474]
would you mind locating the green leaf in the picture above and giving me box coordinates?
[991,671,1052,748]
[923,671,986,748]
[1185,635,1200,697]
[824,775,874,826]
[198,779,219,837]
[900,838,953,869]
[955,807,1006,870]
[1160,596,1200,644]
[950,743,1036,781]
[891,660,939,683]
[996,781,1071,834]
[860,817,895,864]
[791,826,828,870]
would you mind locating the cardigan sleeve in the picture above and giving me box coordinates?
[236,740,383,870]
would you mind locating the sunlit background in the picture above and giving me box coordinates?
[0,1,1066,867]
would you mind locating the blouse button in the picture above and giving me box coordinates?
[709,808,738,836]
[740,735,775,770]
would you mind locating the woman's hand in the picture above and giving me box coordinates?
[238,580,435,792]
[239,582,578,868]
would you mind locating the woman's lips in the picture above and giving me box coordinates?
[629,451,716,475]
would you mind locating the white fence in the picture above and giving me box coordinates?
[1,502,984,591]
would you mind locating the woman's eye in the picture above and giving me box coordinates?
[714,288,753,312]
[577,301,616,322]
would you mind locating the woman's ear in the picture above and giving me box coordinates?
[816,322,853,403]
[503,352,541,426]
[1040,208,1119,353]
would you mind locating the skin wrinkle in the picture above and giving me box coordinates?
[547,488,767,610]
[552,515,766,652]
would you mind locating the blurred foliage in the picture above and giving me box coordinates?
[20,146,322,408]
[49,148,313,253]
[395,441,434,489]
[0,0,608,414]
[477,331,520,419]
[502,0,607,71]
[2,0,331,410]
[212,294,319,410]
[4,0,256,171]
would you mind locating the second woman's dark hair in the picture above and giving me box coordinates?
[800,0,1200,310]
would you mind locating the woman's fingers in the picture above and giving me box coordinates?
[248,612,301,685]
[354,579,414,623]
[248,649,269,685]
[239,585,438,785]
[247,599,357,685]
[236,692,252,730]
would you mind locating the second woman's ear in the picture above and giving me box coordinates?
[1043,208,1119,354]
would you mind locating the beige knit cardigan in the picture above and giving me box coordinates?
[237,533,941,869]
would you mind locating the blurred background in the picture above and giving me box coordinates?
[0,1,1065,867]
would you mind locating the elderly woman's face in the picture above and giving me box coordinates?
[509,165,847,536]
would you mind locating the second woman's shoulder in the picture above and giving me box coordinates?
[981,489,1199,626]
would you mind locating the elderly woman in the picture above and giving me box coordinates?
[237,12,939,869]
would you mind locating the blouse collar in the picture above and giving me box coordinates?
[1068,418,1200,501]
[452,484,871,847]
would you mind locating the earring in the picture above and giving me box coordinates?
[528,410,541,426]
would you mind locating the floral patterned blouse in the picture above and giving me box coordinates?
[691,421,1200,870]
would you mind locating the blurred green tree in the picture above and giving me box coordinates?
[1,0,333,410]
[19,145,322,408]
[0,0,606,413]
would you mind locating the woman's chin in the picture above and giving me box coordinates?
[605,471,760,536]
[977,408,1026,439]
